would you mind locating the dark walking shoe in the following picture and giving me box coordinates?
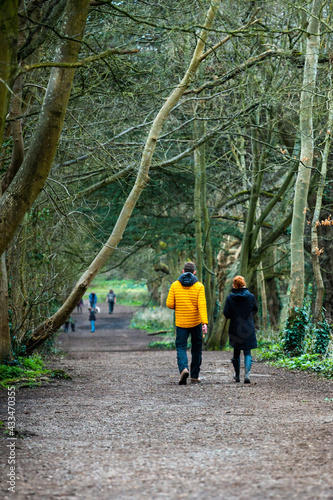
[244,375,251,384]
[233,374,240,383]
[179,368,189,385]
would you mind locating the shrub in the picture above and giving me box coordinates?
[282,307,308,357]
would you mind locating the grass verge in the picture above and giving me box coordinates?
[84,278,149,307]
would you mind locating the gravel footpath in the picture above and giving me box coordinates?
[1,304,333,499]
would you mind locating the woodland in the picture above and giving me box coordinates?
[0,0,333,363]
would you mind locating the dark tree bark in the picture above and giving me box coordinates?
[0,0,18,361]
[0,0,91,257]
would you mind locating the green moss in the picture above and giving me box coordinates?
[0,355,71,388]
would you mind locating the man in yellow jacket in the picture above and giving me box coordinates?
[166,261,208,385]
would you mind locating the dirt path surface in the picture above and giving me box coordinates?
[1,303,333,500]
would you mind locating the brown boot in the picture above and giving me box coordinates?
[179,368,189,385]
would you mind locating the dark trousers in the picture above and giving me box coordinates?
[108,301,114,313]
[233,348,251,359]
[176,324,202,379]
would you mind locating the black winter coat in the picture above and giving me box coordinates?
[223,288,258,350]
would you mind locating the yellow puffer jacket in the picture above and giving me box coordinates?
[166,279,208,328]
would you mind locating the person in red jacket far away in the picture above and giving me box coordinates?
[166,261,208,385]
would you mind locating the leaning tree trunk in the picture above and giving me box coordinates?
[289,0,323,310]
[24,0,223,354]
[0,0,18,362]
[311,80,333,323]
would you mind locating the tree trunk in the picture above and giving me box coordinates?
[0,0,18,145]
[2,69,24,192]
[201,142,214,324]
[0,0,91,256]
[193,106,203,282]
[311,81,333,323]
[238,116,264,280]
[206,245,241,350]
[0,250,11,361]
[256,206,268,332]
[24,0,222,354]
[290,0,323,309]
[194,95,214,323]
[0,0,18,362]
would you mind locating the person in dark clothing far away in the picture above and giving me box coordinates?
[223,275,258,384]
[166,261,208,385]
[106,289,116,314]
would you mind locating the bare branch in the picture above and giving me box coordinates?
[21,47,140,73]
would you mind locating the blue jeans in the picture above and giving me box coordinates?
[176,324,202,379]
[108,301,114,313]
[90,320,95,332]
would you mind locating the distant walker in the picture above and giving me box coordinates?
[106,289,117,314]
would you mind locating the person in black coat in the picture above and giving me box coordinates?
[223,275,258,384]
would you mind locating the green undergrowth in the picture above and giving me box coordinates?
[84,278,149,306]
[130,306,176,349]
[0,355,71,389]
[256,339,333,379]
[148,338,176,350]
[254,303,333,379]
[130,306,173,333]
